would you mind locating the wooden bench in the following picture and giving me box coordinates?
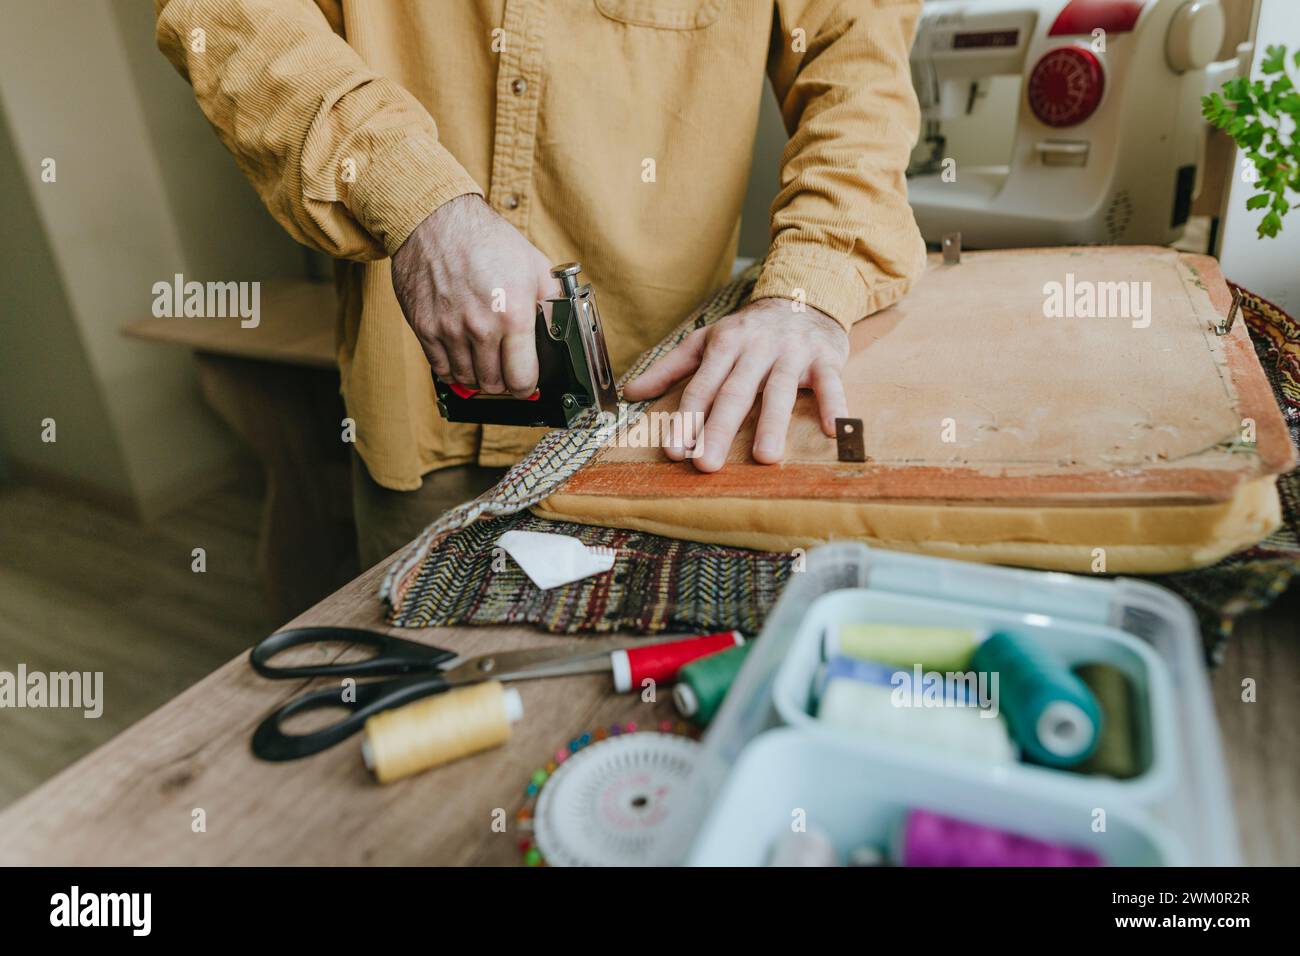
[125,279,357,624]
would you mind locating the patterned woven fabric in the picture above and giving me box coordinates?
[380,263,761,614]
[390,510,791,634]
[384,276,1300,659]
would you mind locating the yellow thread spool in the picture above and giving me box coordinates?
[362,681,523,784]
[829,624,978,673]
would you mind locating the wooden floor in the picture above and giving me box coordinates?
[0,476,1296,863]
[0,477,270,808]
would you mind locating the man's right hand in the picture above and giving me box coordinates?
[391,194,558,398]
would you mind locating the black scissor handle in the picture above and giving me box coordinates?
[249,627,457,680]
[250,671,453,761]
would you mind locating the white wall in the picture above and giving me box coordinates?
[0,109,135,502]
[0,0,303,517]
[1219,0,1300,313]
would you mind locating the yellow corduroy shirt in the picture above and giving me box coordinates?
[155,0,926,490]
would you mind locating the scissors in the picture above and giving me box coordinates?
[249,627,648,762]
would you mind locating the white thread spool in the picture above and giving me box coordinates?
[818,677,1015,764]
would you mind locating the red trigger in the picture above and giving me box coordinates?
[447,383,541,401]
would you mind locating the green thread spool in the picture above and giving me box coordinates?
[1074,663,1141,779]
[972,631,1102,768]
[829,624,977,672]
[673,643,752,726]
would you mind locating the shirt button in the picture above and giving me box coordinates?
[503,193,521,210]
[511,78,527,95]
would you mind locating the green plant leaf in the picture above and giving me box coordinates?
[1223,77,1250,102]
[1211,46,1297,240]
[1261,45,1287,75]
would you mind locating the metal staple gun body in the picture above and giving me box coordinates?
[433,261,620,427]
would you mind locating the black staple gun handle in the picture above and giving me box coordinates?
[433,262,619,428]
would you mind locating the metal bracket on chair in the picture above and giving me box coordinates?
[1212,287,1242,336]
[835,417,866,462]
[942,232,962,265]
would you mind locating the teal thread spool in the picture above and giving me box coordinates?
[973,631,1102,768]
[673,643,752,727]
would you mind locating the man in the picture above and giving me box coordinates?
[155,0,926,567]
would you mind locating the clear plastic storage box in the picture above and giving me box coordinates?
[677,544,1239,866]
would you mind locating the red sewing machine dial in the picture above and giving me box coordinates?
[1027,47,1105,128]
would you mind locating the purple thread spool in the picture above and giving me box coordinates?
[900,809,1102,867]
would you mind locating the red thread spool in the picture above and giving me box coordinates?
[611,632,743,693]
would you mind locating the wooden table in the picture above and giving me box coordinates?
[0,557,673,865]
[125,280,358,624]
[1,547,1295,864]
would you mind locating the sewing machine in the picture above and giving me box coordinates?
[908,0,1232,247]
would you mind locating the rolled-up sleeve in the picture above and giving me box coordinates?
[754,0,928,328]
[154,0,482,260]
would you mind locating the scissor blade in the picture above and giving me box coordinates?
[438,639,633,686]
[493,655,614,682]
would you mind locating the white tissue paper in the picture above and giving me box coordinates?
[496,530,617,590]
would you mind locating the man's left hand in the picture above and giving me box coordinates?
[623,299,849,472]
